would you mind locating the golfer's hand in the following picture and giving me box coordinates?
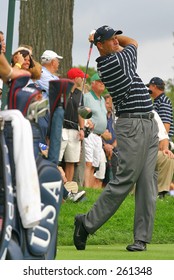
[88,34,94,43]
[88,30,96,43]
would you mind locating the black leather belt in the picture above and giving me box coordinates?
[119,112,154,120]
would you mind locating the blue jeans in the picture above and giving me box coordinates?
[47,106,70,199]
[48,106,64,165]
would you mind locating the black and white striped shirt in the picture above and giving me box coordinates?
[96,45,153,116]
[153,93,174,138]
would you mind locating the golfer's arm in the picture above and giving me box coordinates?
[117,35,138,48]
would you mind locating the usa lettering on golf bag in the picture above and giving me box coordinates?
[0,137,14,259]
[27,180,62,255]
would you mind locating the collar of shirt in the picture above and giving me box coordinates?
[90,90,102,100]
[42,66,59,80]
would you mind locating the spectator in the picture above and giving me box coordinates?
[10,45,40,83]
[0,54,30,84]
[93,148,107,188]
[58,166,86,203]
[73,25,158,252]
[153,111,174,199]
[59,68,85,182]
[146,77,174,198]
[83,72,107,188]
[28,60,42,82]
[102,94,118,185]
[146,77,174,139]
[36,50,63,100]
[11,47,35,70]
[35,50,63,142]
[16,45,41,83]
[0,34,29,82]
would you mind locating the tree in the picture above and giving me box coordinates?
[19,0,74,77]
[166,78,174,113]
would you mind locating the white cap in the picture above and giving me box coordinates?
[41,50,63,62]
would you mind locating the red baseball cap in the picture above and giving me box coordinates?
[67,68,89,79]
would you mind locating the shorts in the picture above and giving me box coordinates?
[94,148,107,179]
[59,128,81,162]
[84,132,102,167]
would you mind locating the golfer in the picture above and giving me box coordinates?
[73,25,159,252]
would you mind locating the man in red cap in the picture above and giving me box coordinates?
[58,68,85,182]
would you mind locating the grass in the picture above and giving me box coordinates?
[57,244,174,260]
[57,188,174,259]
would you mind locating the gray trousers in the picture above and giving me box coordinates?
[84,117,159,243]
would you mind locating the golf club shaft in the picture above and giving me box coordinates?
[79,41,94,105]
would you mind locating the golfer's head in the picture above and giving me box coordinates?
[94,25,122,45]
[93,25,122,55]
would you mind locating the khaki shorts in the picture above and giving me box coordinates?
[59,128,81,162]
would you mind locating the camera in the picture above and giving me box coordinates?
[84,127,91,138]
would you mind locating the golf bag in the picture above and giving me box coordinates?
[0,75,74,259]
[0,116,14,259]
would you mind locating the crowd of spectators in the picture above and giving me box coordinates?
[1,29,174,198]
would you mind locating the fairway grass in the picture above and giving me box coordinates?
[57,188,174,261]
[57,244,174,260]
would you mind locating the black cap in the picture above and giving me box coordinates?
[146,77,165,87]
[94,25,122,45]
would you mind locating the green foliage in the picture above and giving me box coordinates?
[166,79,174,107]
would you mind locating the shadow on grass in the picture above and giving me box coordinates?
[56,244,174,260]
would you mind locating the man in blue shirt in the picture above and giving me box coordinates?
[147,77,174,139]
[35,50,63,141]
[36,50,63,100]
[73,25,159,252]
[102,94,118,184]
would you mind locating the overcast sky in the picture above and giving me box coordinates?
[1,0,174,84]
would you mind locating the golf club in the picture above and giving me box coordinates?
[78,30,95,119]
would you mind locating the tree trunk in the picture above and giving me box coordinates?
[19,0,74,77]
